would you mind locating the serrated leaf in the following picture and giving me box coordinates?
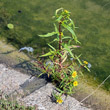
[39,32,57,37]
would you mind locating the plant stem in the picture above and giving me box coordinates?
[36,60,46,71]
[59,22,62,70]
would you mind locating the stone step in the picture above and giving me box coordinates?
[0,64,47,99]
[0,64,91,110]
[20,83,91,110]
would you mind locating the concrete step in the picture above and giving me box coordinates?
[0,64,47,99]
[0,64,91,110]
[20,83,91,110]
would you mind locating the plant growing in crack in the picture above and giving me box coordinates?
[36,8,90,103]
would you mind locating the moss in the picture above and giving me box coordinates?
[0,0,110,90]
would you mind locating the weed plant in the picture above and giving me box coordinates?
[36,8,90,103]
[0,96,35,110]
[0,99,35,110]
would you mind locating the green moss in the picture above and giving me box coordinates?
[0,0,110,90]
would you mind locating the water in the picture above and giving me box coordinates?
[0,0,110,90]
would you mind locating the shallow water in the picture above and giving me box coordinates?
[0,0,110,90]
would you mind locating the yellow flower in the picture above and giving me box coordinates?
[83,61,88,65]
[64,10,69,13]
[73,81,78,86]
[60,32,63,36]
[72,71,77,78]
[57,99,63,104]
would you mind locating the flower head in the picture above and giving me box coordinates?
[56,99,63,104]
[73,81,78,86]
[64,10,69,13]
[60,32,63,36]
[83,61,88,65]
[72,71,77,78]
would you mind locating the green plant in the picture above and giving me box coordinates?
[0,98,35,110]
[0,91,35,110]
[37,8,90,103]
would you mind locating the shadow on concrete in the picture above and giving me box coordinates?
[12,57,52,97]
[0,50,16,55]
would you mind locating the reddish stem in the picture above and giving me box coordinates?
[59,22,62,71]
[37,60,46,71]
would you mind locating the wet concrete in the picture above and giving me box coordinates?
[0,51,48,97]
[20,77,47,97]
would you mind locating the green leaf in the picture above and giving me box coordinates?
[75,55,82,65]
[84,66,90,72]
[48,44,56,51]
[57,50,63,57]
[60,77,69,88]
[56,15,63,22]
[55,8,63,15]
[69,18,75,30]
[62,23,76,37]
[54,23,58,33]
[64,44,74,58]
[62,36,71,40]
[73,35,81,44]
[55,87,64,93]
[63,72,68,78]
[40,51,55,57]
[49,38,59,43]
[39,32,57,37]
[62,22,80,43]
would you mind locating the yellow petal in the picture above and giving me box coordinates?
[73,81,78,86]
[83,61,88,65]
